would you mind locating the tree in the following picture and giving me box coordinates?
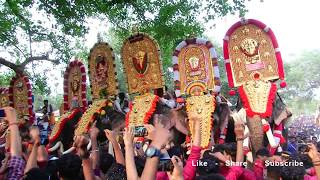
[282,50,320,114]
[0,0,250,95]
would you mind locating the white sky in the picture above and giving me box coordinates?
[206,0,320,61]
[1,0,320,97]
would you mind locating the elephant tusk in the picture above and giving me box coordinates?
[63,147,76,154]
[261,119,277,148]
[87,140,92,151]
[48,141,61,152]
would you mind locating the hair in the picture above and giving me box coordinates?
[267,165,281,180]
[134,156,146,176]
[44,100,48,103]
[223,143,237,160]
[196,173,225,180]
[256,147,270,157]
[105,163,127,180]
[299,154,313,169]
[100,151,115,174]
[196,157,220,175]
[57,154,82,179]
[280,155,306,180]
[24,168,49,180]
[211,144,227,154]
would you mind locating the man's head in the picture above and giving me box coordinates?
[100,151,115,174]
[57,154,81,179]
[23,168,50,180]
[118,92,125,101]
[312,136,317,143]
[256,148,270,161]
[280,156,305,180]
[44,100,49,106]
[289,136,297,143]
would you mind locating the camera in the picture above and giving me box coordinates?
[134,126,148,137]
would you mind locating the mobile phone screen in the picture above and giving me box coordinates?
[0,109,5,118]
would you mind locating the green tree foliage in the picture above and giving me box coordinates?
[0,0,249,96]
[282,50,320,115]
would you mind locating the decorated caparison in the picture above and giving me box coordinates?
[63,60,87,112]
[121,32,164,94]
[172,37,221,97]
[0,87,9,108]
[172,37,220,148]
[48,108,83,151]
[88,42,118,99]
[122,32,163,127]
[8,74,34,123]
[223,19,287,152]
[74,99,112,136]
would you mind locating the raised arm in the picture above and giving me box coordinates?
[89,124,100,171]
[3,107,26,180]
[234,119,245,163]
[183,114,202,180]
[74,135,94,180]
[4,107,22,157]
[24,127,41,173]
[124,126,139,180]
[141,119,171,180]
[105,129,125,165]
[308,143,320,179]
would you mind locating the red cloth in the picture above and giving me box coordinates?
[183,146,201,180]
[253,159,265,180]
[225,166,244,180]
[239,168,256,180]
[220,165,257,180]
[304,175,318,180]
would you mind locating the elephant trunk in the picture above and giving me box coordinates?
[247,115,264,154]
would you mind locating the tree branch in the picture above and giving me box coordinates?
[0,57,20,72]
[0,55,59,74]
[20,55,59,68]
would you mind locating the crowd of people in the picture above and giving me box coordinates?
[0,90,320,180]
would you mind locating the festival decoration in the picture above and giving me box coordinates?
[88,42,118,99]
[121,32,164,94]
[0,88,9,108]
[186,95,215,148]
[74,99,112,136]
[172,37,221,97]
[49,108,82,143]
[121,32,163,127]
[223,19,286,152]
[63,60,87,111]
[173,37,220,148]
[223,18,285,88]
[125,93,159,127]
[8,74,34,123]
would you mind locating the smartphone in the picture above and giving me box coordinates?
[0,109,5,118]
[158,159,174,172]
[134,126,148,137]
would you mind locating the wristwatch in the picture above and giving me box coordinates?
[145,146,161,158]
